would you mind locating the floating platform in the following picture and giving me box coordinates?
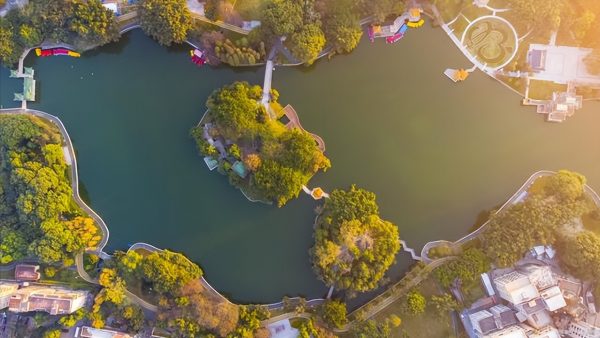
[407,19,425,28]
[386,24,408,44]
[190,49,207,66]
[35,48,80,57]
[444,68,469,82]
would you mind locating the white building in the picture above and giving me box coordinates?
[0,282,19,309]
[494,271,539,305]
[77,326,132,338]
[267,318,299,338]
[568,321,600,338]
[540,286,567,312]
[8,287,87,315]
[470,310,498,335]
[485,325,527,338]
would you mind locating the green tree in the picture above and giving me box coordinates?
[98,268,127,305]
[572,9,595,40]
[556,231,600,281]
[0,115,42,151]
[508,0,566,34]
[584,49,600,75]
[546,169,586,201]
[19,24,42,47]
[69,0,119,45]
[430,294,461,318]
[141,250,203,293]
[0,230,28,264]
[352,319,391,338]
[139,0,192,45]
[117,250,143,276]
[310,185,400,297]
[406,288,426,315]
[0,20,18,65]
[318,299,348,329]
[290,23,325,65]
[263,0,303,36]
[205,82,263,137]
[252,159,306,207]
[43,329,61,338]
[324,4,363,54]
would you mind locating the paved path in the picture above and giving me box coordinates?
[190,13,248,35]
[0,109,110,251]
[420,170,600,264]
[283,105,326,152]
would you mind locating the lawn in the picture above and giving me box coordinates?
[0,267,15,280]
[233,0,267,21]
[373,275,455,338]
[461,281,485,308]
[527,80,567,100]
[39,267,96,290]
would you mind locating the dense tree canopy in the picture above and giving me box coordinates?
[0,115,97,264]
[310,185,400,297]
[141,250,203,293]
[69,0,120,45]
[0,0,120,65]
[482,170,592,267]
[263,0,303,36]
[318,299,348,329]
[323,4,363,54]
[434,248,490,288]
[191,82,329,206]
[290,23,325,65]
[556,231,600,281]
[139,0,192,46]
[406,288,426,315]
[508,0,568,34]
[205,82,264,137]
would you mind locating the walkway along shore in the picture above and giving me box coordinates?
[419,170,600,264]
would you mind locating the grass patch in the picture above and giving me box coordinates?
[125,276,160,305]
[373,275,454,338]
[448,15,470,39]
[134,248,153,257]
[528,80,567,100]
[39,268,95,290]
[461,281,485,308]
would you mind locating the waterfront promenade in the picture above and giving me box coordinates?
[419,170,600,263]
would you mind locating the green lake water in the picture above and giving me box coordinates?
[1,26,599,305]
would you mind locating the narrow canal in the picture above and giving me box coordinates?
[1,25,599,305]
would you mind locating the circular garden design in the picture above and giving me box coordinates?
[461,16,518,69]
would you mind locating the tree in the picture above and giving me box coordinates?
[556,231,600,281]
[355,0,404,24]
[117,250,143,276]
[0,20,17,65]
[435,248,490,288]
[98,268,127,305]
[205,82,263,137]
[406,288,426,315]
[280,129,330,173]
[19,24,42,47]
[59,308,86,327]
[310,185,400,296]
[508,0,566,34]
[139,0,192,46]
[243,154,261,172]
[352,319,391,338]
[572,9,595,40]
[69,0,119,45]
[430,294,461,318]
[0,230,28,264]
[87,312,105,329]
[324,4,362,54]
[546,170,586,201]
[584,49,600,75]
[0,115,42,151]
[290,23,325,65]
[263,0,303,36]
[318,299,348,329]
[43,329,61,338]
[252,159,306,207]
[141,250,203,293]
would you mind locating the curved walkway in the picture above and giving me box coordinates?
[283,105,326,152]
[0,108,110,251]
[420,170,600,264]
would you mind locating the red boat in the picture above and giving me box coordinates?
[190,49,206,66]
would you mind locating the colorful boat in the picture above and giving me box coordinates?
[35,48,80,57]
[407,19,425,28]
[368,27,374,42]
[190,49,206,66]
[385,24,408,44]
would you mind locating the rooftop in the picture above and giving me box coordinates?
[15,264,40,281]
[541,286,566,311]
[528,44,600,85]
[80,326,132,338]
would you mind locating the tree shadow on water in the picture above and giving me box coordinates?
[83,34,131,58]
